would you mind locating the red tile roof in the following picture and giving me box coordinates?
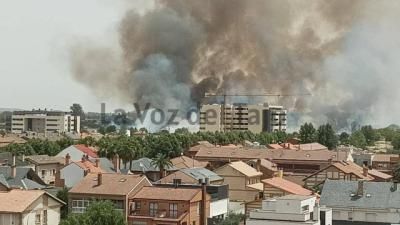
[74,145,98,158]
[170,156,208,169]
[74,160,103,173]
[262,177,313,196]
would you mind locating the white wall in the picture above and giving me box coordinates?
[210,199,229,217]
[0,214,20,225]
[332,208,400,224]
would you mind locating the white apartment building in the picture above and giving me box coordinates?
[247,195,332,225]
[321,179,400,225]
[199,103,287,133]
[11,110,80,134]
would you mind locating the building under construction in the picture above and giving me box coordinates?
[199,103,287,133]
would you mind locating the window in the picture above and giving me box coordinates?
[43,210,48,225]
[35,213,41,225]
[149,202,158,217]
[197,202,201,215]
[72,200,90,213]
[301,205,309,212]
[135,201,141,210]
[41,170,46,178]
[169,203,178,218]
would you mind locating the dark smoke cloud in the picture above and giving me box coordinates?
[69,0,400,130]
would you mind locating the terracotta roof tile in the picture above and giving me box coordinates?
[0,190,63,213]
[74,145,98,158]
[133,186,201,201]
[262,177,313,196]
[74,160,104,173]
[171,156,208,169]
[69,173,148,196]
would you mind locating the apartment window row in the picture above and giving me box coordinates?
[12,123,23,126]
[46,124,59,127]
[46,119,59,121]
[149,202,158,217]
[12,118,23,121]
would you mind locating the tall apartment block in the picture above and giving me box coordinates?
[11,110,80,134]
[199,103,287,133]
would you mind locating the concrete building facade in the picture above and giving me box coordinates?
[247,195,332,225]
[199,104,287,133]
[11,110,80,134]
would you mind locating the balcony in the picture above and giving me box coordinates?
[129,210,188,221]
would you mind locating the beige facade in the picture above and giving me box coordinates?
[11,110,80,134]
[199,104,287,133]
[214,163,262,202]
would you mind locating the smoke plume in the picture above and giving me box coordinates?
[69,0,400,130]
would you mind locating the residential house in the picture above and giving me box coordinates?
[193,145,351,173]
[320,180,400,225]
[0,152,30,167]
[129,185,210,225]
[158,167,224,185]
[371,154,399,175]
[0,135,26,148]
[0,189,64,225]
[56,144,98,162]
[303,161,392,190]
[0,155,47,190]
[245,176,314,216]
[69,173,151,219]
[247,195,332,225]
[122,157,178,182]
[352,152,374,167]
[214,161,263,202]
[25,155,64,185]
[268,142,328,151]
[185,141,216,157]
[171,155,209,169]
[55,156,105,188]
[247,159,278,179]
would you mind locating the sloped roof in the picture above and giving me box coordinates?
[69,173,148,196]
[0,136,26,148]
[180,167,223,182]
[122,157,177,172]
[74,160,103,173]
[25,155,64,165]
[0,189,64,213]
[171,156,208,169]
[73,145,98,158]
[247,183,264,191]
[0,152,30,167]
[320,180,400,209]
[0,166,46,189]
[133,186,201,201]
[262,177,313,196]
[248,159,278,172]
[304,161,391,181]
[229,161,262,177]
[195,146,349,162]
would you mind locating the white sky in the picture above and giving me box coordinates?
[0,0,152,113]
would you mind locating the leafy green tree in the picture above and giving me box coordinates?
[391,134,400,150]
[56,137,74,150]
[151,153,173,178]
[70,103,84,118]
[60,201,125,225]
[339,132,350,145]
[317,124,338,150]
[57,187,69,219]
[361,125,379,145]
[77,136,96,147]
[0,130,5,137]
[105,125,117,133]
[216,213,245,225]
[350,131,367,149]
[299,123,317,144]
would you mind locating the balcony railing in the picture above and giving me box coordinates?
[129,210,186,219]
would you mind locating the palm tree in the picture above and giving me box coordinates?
[151,153,173,179]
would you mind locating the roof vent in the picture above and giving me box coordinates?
[350,193,355,197]
[119,178,127,182]
[366,194,371,198]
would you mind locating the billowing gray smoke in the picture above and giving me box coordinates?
[69,0,400,131]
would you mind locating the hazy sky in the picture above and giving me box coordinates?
[0,0,152,112]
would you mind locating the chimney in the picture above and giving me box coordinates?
[113,154,120,173]
[363,166,368,177]
[256,159,261,172]
[97,173,102,186]
[95,158,100,167]
[81,155,86,162]
[276,169,283,178]
[22,154,25,162]
[65,153,70,165]
[357,180,364,196]
[11,154,16,178]
[200,180,208,225]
